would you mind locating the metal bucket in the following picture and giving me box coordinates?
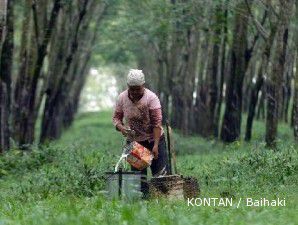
[105,170,143,200]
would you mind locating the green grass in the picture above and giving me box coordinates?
[0,111,297,225]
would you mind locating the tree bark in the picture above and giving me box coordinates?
[41,0,91,142]
[283,48,294,123]
[192,35,209,135]
[256,87,265,120]
[265,0,295,148]
[12,0,61,148]
[12,0,32,145]
[294,52,298,141]
[220,2,249,142]
[0,0,13,152]
[169,0,199,134]
[214,0,228,138]
[40,0,107,142]
[244,13,278,141]
[245,61,264,141]
[204,2,223,137]
[293,1,298,141]
[63,50,91,128]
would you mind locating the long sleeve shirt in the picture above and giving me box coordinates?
[112,88,163,142]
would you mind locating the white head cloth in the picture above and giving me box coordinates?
[127,69,145,86]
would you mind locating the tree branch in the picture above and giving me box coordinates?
[245,0,269,40]
[249,10,268,53]
[257,0,279,18]
[31,0,40,46]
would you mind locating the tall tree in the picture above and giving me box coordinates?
[12,0,61,148]
[40,0,107,142]
[204,1,222,137]
[244,6,277,141]
[294,52,298,141]
[169,0,200,134]
[265,0,295,147]
[214,0,228,138]
[220,2,249,142]
[0,0,14,152]
[293,0,298,142]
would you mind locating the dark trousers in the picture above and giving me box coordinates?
[128,134,170,195]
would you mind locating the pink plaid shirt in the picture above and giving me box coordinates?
[112,88,163,142]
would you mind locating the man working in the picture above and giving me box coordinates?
[112,69,170,182]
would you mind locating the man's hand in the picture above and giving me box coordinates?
[152,144,159,159]
[119,126,135,138]
[116,124,128,136]
[120,127,129,136]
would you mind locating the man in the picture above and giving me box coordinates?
[112,69,170,187]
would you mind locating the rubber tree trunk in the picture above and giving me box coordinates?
[169,0,199,134]
[63,51,91,129]
[220,2,249,142]
[293,1,298,142]
[256,88,265,120]
[294,53,298,141]
[283,58,293,123]
[192,34,210,135]
[280,49,293,122]
[214,0,228,138]
[244,17,279,142]
[245,62,264,141]
[204,2,222,137]
[41,0,106,142]
[265,0,294,148]
[12,0,61,148]
[157,56,169,124]
[0,0,13,153]
[181,25,199,134]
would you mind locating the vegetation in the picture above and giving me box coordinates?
[0,111,297,224]
[0,0,297,224]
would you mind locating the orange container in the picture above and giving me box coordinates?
[125,141,153,170]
